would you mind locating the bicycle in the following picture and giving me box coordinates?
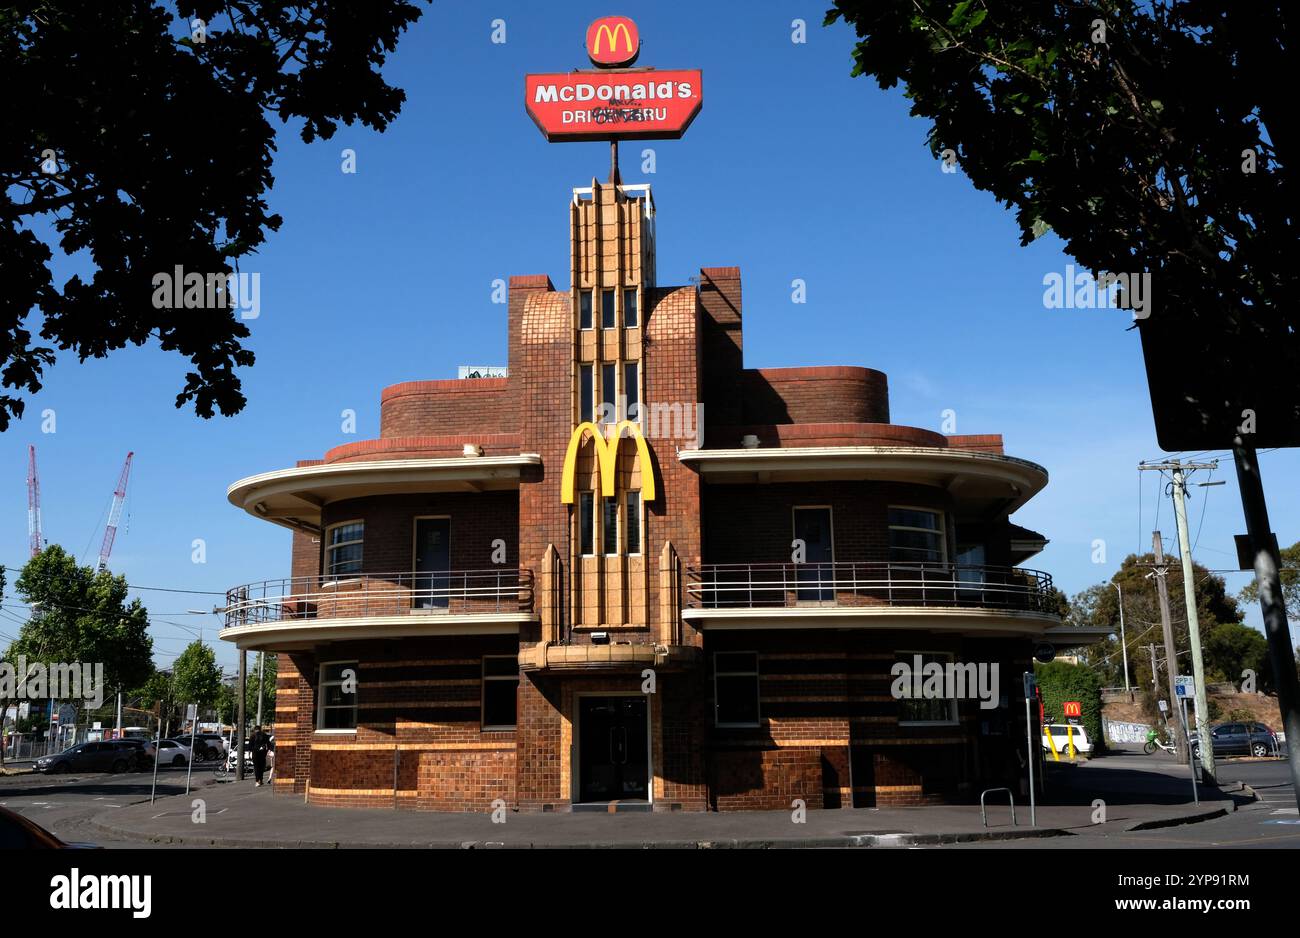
[1143,732,1178,755]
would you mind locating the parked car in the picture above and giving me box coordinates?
[1041,723,1093,755]
[146,738,191,767]
[1190,722,1277,758]
[0,806,99,849]
[34,740,142,774]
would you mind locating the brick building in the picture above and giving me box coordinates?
[222,176,1073,812]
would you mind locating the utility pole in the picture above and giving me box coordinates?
[237,648,246,782]
[1232,439,1300,812]
[1149,532,1189,751]
[1168,460,1217,781]
[1113,582,1130,694]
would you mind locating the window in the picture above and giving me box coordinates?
[482,656,520,730]
[318,661,358,731]
[714,652,760,727]
[580,365,594,423]
[624,361,639,421]
[326,522,364,577]
[603,496,620,555]
[623,288,638,327]
[601,289,616,329]
[579,491,595,556]
[625,491,641,554]
[888,507,946,564]
[896,651,958,725]
[600,363,616,424]
[579,291,593,330]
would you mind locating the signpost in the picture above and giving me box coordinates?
[185,703,198,795]
[1023,672,1037,826]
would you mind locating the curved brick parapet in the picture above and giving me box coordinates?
[380,378,513,439]
[743,366,890,425]
[712,422,947,449]
[324,433,524,463]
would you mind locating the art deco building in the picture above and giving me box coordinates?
[222,176,1073,811]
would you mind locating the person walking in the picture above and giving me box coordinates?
[251,726,269,787]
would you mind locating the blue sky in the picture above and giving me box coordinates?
[3,1,1296,673]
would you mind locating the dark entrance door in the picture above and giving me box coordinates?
[578,696,649,803]
[413,518,450,610]
[793,507,834,601]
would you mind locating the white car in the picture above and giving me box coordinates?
[1041,723,1092,755]
[145,739,191,767]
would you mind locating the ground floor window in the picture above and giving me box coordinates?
[714,651,760,727]
[318,661,358,731]
[896,651,959,725]
[482,656,520,730]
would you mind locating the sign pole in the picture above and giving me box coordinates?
[1181,694,1199,806]
[185,703,196,795]
[149,712,161,805]
[1023,672,1036,827]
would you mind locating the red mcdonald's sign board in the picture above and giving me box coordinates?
[1063,701,1082,718]
[525,70,703,142]
[525,16,703,143]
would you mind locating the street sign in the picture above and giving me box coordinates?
[1158,699,1169,712]
[186,704,198,721]
[586,16,640,68]
[1175,676,1195,698]
[1033,642,1055,664]
[1063,701,1082,718]
[1023,672,1036,697]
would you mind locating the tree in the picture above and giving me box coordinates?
[132,669,178,730]
[1240,539,1300,621]
[825,2,1295,438]
[1033,659,1104,752]
[7,544,153,699]
[171,642,222,724]
[0,2,427,429]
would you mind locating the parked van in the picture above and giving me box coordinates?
[1041,723,1092,755]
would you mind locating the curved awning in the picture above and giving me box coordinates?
[678,445,1047,516]
[228,455,542,532]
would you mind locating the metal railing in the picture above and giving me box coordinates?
[684,561,1054,613]
[223,569,534,629]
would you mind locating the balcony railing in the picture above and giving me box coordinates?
[684,562,1054,614]
[223,569,534,629]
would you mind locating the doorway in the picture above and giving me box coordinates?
[793,506,835,602]
[577,696,650,805]
[413,517,450,610]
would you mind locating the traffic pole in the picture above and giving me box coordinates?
[1232,439,1300,812]
[1170,462,1217,781]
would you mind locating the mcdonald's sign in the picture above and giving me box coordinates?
[586,16,639,68]
[560,421,656,504]
[525,17,702,143]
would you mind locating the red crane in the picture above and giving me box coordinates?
[26,444,43,558]
[97,452,134,572]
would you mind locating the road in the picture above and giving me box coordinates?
[0,763,220,848]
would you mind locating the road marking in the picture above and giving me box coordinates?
[1270,808,1299,814]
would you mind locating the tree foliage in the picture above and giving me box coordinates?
[826,1,1296,442]
[0,1,426,429]
[171,641,222,712]
[8,544,153,693]
[1239,539,1300,621]
[1033,659,1104,751]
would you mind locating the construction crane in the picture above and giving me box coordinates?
[97,452,134,572]
[26,444,43,558]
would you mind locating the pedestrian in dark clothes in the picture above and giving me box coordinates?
[251,726,269,787]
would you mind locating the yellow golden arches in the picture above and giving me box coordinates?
[560,421,656,504]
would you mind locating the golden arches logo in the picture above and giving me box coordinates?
[586,16,639,67]
[560,421,656,504]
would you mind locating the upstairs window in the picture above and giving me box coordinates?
[601,289,616,329]
[326,522,364,577]
[623,288,639,328]
[580,291,593,330]
[603,497,620,555]
[579,492,595,556]
[579,365,594,423]
[625,491,642,555]
[624,362,640,421]
[600,363,616,425]
[887,507,946,564]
